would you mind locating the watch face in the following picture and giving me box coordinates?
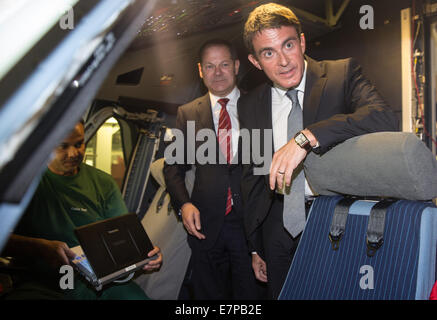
[294,132,312,152]
[295,133,307,146]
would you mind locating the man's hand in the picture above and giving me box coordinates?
[38,239,77,268]
[4,235,76,269]
[252,253,267,282]
[181,202,206,240]
[143,246,163,271]
[269,129,317,190]
[269,139,307,191]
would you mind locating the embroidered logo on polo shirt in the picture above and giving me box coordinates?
[71,207,88,213]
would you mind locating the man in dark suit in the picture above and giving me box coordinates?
[238,3,399,299]
[163,39,262,299]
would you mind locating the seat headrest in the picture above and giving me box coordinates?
[150,158,166,188]
[150,158,195,195]
[304,132,437,200]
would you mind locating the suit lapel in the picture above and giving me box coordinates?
[255,83,273,133]
[195,93,228,164]
[196,93,215,131]
[303,56,327,127]
[253,84,274,186]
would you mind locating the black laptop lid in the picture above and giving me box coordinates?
[74,213,154,278]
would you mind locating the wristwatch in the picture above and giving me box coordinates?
[294,131,312,152]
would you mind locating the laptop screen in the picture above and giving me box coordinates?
[74,213,154,278]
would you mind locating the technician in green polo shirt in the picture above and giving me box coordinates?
[3,120,162,300]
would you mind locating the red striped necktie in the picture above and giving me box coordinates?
[218,98,232,215]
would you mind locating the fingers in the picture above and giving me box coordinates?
[269,140,307,190]
[269,153,292,191]
[269,153,281,190]
[283,164,294,188]
[64,246,77,261]
[57,242,74,266]
[41,240,72,267]
[182,204,206,240]
[143,246,162,271]
[254,265,268,282]
[194,210,202,232]
[57,251,70,266]
[148,245,160,258]
[191,211,206,239]
[252,254,268,283]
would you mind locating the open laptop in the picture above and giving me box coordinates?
[70,213,156,291]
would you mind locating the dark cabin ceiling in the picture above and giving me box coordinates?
[128,0,350,51]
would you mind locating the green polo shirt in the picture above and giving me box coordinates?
[11,164,148,300]
[16,163,128,247]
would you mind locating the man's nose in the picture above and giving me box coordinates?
[214,65,223,75]
[278,51,289,67]
[67,147,79,158]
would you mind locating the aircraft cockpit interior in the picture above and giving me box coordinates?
[1,0,437,307]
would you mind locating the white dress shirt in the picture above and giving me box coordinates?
[270,61,315,196]
[209,86,240,159]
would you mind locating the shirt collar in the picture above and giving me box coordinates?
[209,86,239,109]
[272,59,307,97]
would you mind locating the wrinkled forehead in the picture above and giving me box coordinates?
[256,25,300,42]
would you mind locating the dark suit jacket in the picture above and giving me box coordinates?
[238,56,399,256]
[164,93,243,251]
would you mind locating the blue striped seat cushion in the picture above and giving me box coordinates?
[279,196,436,300]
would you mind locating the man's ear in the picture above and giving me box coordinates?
[234,59,240,75]
[248,54,262,71]
[197,62,203,78]
[300,33,306,55]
